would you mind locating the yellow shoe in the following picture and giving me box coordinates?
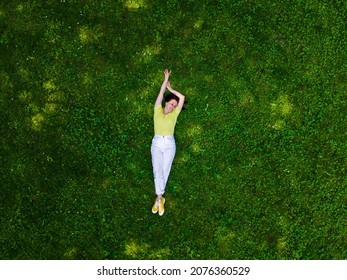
[152,198,159,214]
[159,197,165,216]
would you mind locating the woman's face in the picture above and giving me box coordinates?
[165,99,178,113]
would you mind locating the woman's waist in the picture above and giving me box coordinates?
[154,134,174,139]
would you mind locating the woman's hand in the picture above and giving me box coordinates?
[166,81,173,91]
[164,69,171,82]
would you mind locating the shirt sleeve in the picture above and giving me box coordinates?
[154,105,162,114]
[174,107,181,117]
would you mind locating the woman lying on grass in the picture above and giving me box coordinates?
[151,69,185,216]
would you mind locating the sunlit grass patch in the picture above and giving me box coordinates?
[187,124,203,138]
[272,119,286,130]
[123,0,147,10]
[43,103,58,114]
[81,72,94,86]
[186,125,205,154]
[16,4,25,12]
[64,247,78,259]
[270,95,294,130]
[124,240,149,258]
[79,25,103,43]
[19,91,32,102]
[271,95,293,116]
[43,80,57,92]
[41,81,63,115]
[31,113,45,131]
[43,80,66,104]
[191,142,205,154]
[79,26,91,42]
[47,91,64,102]
[277,236,288,258]
[276,216,290,258]
[176,152,190,164]
[194,19,204,29]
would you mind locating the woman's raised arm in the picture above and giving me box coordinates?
[166,81,185,110]
[155,69,171,106]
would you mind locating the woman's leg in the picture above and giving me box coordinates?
[151,138,165,196]
[162,140,176,191]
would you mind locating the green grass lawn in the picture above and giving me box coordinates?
[0,0,346,259]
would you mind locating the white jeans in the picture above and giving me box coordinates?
[151,135,176,195]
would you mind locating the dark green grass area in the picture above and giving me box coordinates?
[0,0,346,259]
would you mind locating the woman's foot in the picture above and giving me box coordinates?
[158,197,165,216]
[152,197,159,214]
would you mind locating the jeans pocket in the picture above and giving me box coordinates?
[152,136,160,145]
[167,138,176,147]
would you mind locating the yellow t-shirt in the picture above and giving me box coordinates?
[153,105,181,136]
